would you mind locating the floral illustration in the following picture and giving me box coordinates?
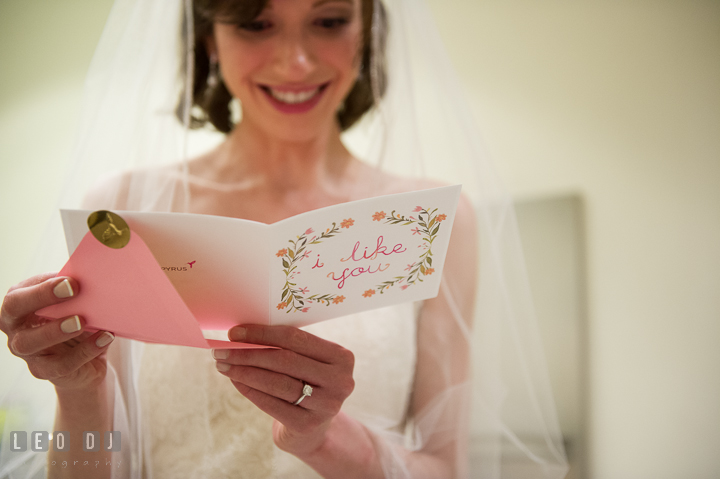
[370,207,446,294]
[279,220,351,313]
[278,205,447,311]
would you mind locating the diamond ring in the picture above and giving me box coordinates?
[293,383,313,406]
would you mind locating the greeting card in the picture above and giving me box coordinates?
[38,185,462,348]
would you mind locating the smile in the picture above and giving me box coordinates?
[269,87,320,104]
[259,83,329,113]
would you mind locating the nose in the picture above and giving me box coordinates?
[273,31,315,80]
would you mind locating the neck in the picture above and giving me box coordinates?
[216,119,355,194]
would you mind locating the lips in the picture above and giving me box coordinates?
[259,83,329,113]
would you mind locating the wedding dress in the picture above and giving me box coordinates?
[138,303,418,479]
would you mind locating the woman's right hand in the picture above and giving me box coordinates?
[0,272,114,392]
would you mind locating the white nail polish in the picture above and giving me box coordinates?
[60,315,81,334]
[53,279,74,299]
[212,349,229,360]
[96,332,115,348]
[216,362,230,372]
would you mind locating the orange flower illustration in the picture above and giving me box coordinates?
[436,214,447,222]
[276,248,287,257]
[372,211,385,221]
[425,268,435,275]
[277,301,287,310]
[362,289,376,298]
[333,295,346,304]
[340,218,354,229]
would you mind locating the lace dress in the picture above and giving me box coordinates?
[138,302,418,478]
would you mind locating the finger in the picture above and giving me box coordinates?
[11,272,59,290]
[27,330,114,382]
[228,325,354,365]
[9,315,86,357]
[1,276,79,332]
[215,362,319,407]
[212,348,329,386]
[230,381,325,435]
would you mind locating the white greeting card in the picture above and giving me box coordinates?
[41,185,461,347]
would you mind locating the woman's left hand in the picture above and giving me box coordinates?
[212,324,355,456]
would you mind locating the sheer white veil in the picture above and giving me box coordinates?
[0,0,568,477]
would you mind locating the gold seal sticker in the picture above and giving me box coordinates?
[87,211,131,249]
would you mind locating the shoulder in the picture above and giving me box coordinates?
[81,170,133,210]
[80,165,184,211]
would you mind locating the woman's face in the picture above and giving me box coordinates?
[210,0,363,141]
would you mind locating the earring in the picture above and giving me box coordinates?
[207,55,219,89]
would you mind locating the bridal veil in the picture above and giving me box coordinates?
[0,0,568,477]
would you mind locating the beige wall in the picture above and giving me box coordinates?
[0,0,115,289]
[1,1,718,478]
[427,1,720,478]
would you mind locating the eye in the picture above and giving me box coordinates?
[238,19,273,32]
[314,17,350,29]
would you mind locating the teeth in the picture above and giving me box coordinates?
[269,88,319,104]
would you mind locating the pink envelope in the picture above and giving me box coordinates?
[37,230,264,349]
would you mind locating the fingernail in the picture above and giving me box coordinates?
[53,279,74,299]
[60,315,81,334]
[96,332,115,348]
[229,327,246,341]
[212,349,229,360]
[216,362,230,372]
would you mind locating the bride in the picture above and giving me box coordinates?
[0,0,568,478]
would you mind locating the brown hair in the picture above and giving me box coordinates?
[182,0,387,133]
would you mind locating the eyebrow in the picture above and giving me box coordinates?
[313,0,353,7]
